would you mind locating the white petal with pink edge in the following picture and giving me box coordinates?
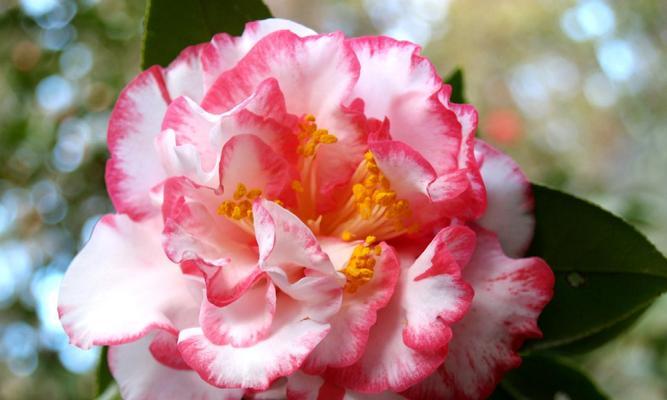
[109,334,243,400]
[347,37,461,175]
[105,67,170,220]
[476,140,535,257]
[326,226,473,393]
[202,30,360,123]
[200,278,276,347]
[178,296,331,391]
[202,18,317,89]
[302,242,400,373]
[58,214,200,349]
[253,200,344,321]
[404,229,554,400]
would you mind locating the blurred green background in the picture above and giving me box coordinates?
[0,0,665,398]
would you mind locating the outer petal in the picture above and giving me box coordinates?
[163,43,207,102]
[475,140,534,257]
[404,229,554,400]
[347,37,461,174]
[401,226,475,352]
[106,67,170,220]
[178,296,331,391]
[286,372,406,400]
[109,335,243,400]
[302,242,400,372]
[58,214,199,349]
[326,226,474,393]
[202,18,317,89]
[200,278,276,347]
[202,30,360,125]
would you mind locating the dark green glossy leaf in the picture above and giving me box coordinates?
[525,185,667,352]
[444,68,465,103]
[500,354,608,399]
[95,346,113,396]
[142,0,272,68]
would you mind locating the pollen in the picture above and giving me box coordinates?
[297,114,338,157]
[291,180,304,193]
[342,235,382,293]
[218,183,262,221]
[341,230,354,241]
[353,151,412,224]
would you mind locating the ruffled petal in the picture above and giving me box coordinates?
[149,330,190,370]
[202,18,317,90]
[302,242,400,373]
[475,141,535,257]
[163,43,207,102]
[200,278,276,347]
[326,226,473,393]
[403,229,554,400]
[178,296,331,391]
[161,177,260,306]
[106,67,170,220]
[109,334,243,400]
[202,30,360,124]
[347,37,461,175]
[253,200,344,321]
[58,215,199,349]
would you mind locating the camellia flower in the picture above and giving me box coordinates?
[58,18,554,400]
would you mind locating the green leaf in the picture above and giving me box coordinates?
[444,68,466,103]
[95,347,113,397]
[525,185,667,353]
[498,354,609,399]
[142,0,272,68]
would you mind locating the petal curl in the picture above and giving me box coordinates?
[178,296,330,391]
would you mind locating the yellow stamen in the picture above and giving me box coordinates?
[297,115,338,157]
[291,180,304,193]
[218,183,263,222]
[342,235,382,293]
[341,230,354,241]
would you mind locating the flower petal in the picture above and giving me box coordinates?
[161,177,260,306]
[201,18,317,90]
[58,214,199,349]
[476,140,534,257]
[109,334,243,400]
[302,242,400,373]
[403,229,554,400]
[200,278,276,347]
[178,296,331,391]
[164,43,207,102]
[326,226,473,393]
[253,200,344,321]
[401,226,475,352]
[347,37,461,174]
[106,67,170,220]
[219,134,298,206]
[149,330,190,370]
[202,30,360,123]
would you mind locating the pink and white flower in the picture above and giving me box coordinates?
[58,18,554,400]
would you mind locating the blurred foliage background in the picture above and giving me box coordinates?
[0,0,665,398]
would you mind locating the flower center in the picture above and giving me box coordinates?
[217,183,262,221]
[324,151,416,241]
[342,235,382,293]
[296,114,338,157]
